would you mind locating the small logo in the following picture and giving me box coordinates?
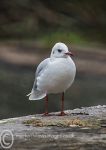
[0,130,14,149]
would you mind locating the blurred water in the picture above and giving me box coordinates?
[0,61,106,119]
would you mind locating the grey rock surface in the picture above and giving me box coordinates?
[0,105,106,150]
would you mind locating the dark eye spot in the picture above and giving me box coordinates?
[58,49,62,53]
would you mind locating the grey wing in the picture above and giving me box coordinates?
[32,58,50,90]
[36,58,50,77]
[27,58,50,100]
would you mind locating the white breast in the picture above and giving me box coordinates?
[37,57,76,93]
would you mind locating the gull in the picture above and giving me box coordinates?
[27,42,76,116]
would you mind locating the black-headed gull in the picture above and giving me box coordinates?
[27,42,76,116]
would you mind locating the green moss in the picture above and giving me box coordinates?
[23,117,101,128]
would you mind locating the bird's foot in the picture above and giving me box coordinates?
[42,112,50,116]
[58,111,67,116]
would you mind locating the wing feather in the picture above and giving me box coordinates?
[27,58,50,100]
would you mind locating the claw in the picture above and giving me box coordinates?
[58,111,67,116]
[42,112,50,116]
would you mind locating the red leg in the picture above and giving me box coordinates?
[59,92,67,116]
[43,95,49,116]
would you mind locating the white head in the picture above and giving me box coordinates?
[50,42,73,58]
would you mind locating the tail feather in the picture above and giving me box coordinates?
[27,90,46,100]
[26,93,32,96]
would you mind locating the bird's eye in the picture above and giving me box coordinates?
[58,49,62,53]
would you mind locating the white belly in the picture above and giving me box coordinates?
[37,58,76,93]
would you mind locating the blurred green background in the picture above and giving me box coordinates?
[0,0,106,119]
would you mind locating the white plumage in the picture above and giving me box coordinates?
[27,42,76,100]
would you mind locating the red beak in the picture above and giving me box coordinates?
[65,52,74,56]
